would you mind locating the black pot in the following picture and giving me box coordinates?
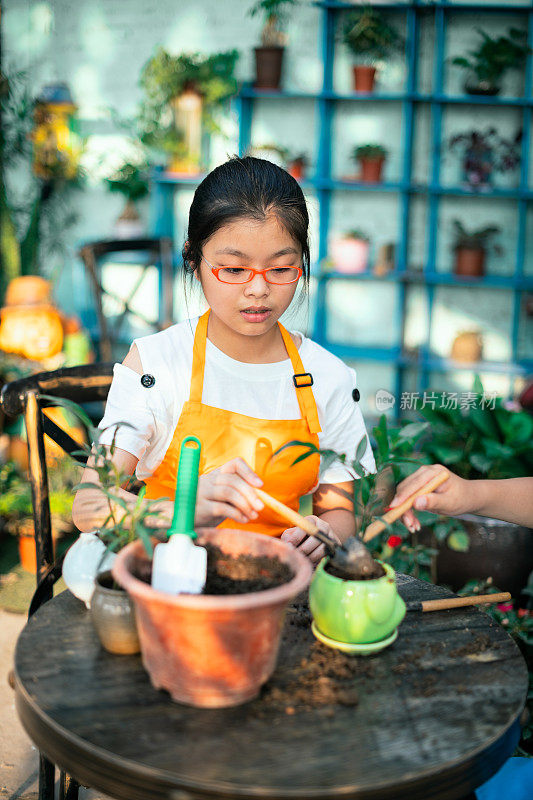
[464,77,500,96]
[254,46,284,90]
[428,514,533,597]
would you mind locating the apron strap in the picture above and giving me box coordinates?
[189,310,210,403]
[189,310,321,434]
[279,324,322,435]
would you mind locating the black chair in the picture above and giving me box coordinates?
[78,237,174,362]
[0,364,113,800]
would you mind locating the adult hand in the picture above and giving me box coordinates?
[195,458,264,527]
[281,515,341,566]
[389,465,471,531]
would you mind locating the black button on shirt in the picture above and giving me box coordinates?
[352,388,360,402]
[141,374,156,388]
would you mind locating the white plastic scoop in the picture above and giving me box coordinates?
[151,436,207,595]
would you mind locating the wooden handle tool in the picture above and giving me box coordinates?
[362,469,450,542]
[255,488,320,537]
[406,591,511,613]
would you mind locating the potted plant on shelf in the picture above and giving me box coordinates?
[286,152,309,181]
[451,219,501,278]
[342,6,404,93]
[138,49,239,174]
[448,127,521,191]
[352,143,388,183]
[105,159,149,239]
[330,230,370,274]
[415,377,533,596]
[249,0,298,90]
[452,27,530,96]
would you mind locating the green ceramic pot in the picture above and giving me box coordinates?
[309,561,406,645]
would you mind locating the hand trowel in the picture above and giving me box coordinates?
[151,435,207,595]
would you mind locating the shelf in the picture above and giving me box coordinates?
[317,1,533,12]
[321,343,533,376]
[239,87,533,106]
[317,271,533,290]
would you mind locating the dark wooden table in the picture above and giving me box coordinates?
[14,575,528,800]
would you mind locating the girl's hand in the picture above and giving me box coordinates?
[389,465,470,530]
[195,458,264,527]
[281,515,341,566]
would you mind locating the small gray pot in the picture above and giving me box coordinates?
[90,571,140,655]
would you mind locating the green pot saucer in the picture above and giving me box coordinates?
[311,621,398,656]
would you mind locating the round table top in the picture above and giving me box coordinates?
[14,576,528,800]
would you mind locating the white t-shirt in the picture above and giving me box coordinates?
[98,317,376,487]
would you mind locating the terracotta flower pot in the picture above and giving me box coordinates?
[454,246,485,277]
[254,46,284,90]
[358,157,385,183]
[17,523,36,574]
[353,65,376,93]
[112,529,312,708]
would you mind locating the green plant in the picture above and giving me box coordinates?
[105,160,149,202]
[249,0,299,47]
[345,229,370,242]
[452,27,530,87]
[42,395,164,557]
[0,69,83,291]
[342,7,404,64]
[276,415,460,581]
[353,143,388,161]
[452,220,501,252]
[415,377,533,480]
[0,457,76,533]
[138,48,239,156]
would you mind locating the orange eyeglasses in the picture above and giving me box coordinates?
[202,256,302,285]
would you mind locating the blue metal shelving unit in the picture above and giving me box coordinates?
[150,0,533,400]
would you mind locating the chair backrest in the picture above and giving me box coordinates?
[0,364,113,608]
[79,237,174,361]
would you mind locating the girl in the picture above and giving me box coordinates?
[73,156,375,564]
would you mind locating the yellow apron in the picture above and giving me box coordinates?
[144,310,321,536]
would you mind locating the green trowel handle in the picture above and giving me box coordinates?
[168,436,201,539]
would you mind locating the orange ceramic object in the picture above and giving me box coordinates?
[4,276,52,307]
[112,528,313,708]
[18,528,37,574]
[0,305,64,360]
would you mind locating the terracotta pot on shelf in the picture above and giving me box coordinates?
[451,331,483,363]
[353,65,376,93]
[454,246,486,277]
[358,157,385,183]
[254,46,284,90]
[112,528,312,708]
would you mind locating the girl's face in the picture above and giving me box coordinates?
[198,214,302,337]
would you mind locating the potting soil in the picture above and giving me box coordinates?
[203,544,294,594]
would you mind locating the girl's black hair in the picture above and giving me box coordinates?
[182,156,310,293]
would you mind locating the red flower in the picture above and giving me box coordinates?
[497,603,513,612]
[387,535,402,549]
